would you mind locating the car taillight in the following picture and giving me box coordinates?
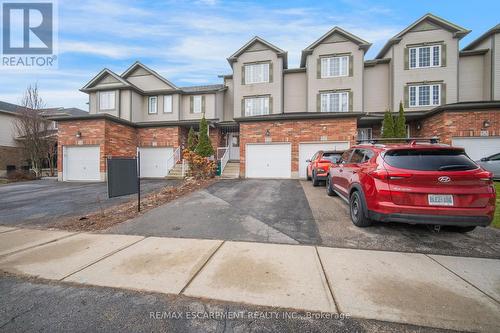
[370,170,412,180]
[476,170,493,181]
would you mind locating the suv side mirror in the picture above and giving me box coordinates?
[306,159,311,163]
[480,157,489,162]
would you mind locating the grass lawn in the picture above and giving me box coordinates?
[493,182,500,228]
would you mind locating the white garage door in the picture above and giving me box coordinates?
[246,143,291,178]
[139,147,174,178]
[298,142,350,179]
[452,137,500,161]
[63,146,100,181]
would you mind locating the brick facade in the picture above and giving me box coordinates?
[0,145,25,176]
[57,119,185,180]
[239,117,358,177]
[416,110,500,144]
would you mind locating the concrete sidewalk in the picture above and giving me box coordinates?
[0,227,499,332]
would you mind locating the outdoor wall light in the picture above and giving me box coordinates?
[75,131,82,138]
[483,120,491,128]
[265,129,271,137]
[416,123,422,131]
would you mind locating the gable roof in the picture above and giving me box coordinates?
[375,13,470,59]
[462,23,500,51]
[121,61,178,89]
[80,68,135,92]
[300,26,371,67]
[0,100,21,114]
[227,36,288,68]
[40,107,89,117]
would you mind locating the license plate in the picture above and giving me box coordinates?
[428,194,454,206]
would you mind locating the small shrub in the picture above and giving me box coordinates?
[7,170,37,181]
[183,150,216,179]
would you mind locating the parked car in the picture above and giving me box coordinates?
[306,150,344,186]
[476,153,500,180]
[326,142,496,232]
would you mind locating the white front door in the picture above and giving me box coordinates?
[228,133,240,160]
[63,146,100,181]
[245,143,291,178]
[452,137,500,161]
[298,142,350,179]
[139,147,174,178]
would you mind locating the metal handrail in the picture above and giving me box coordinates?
[217,147,228,160]
[166,147,181,173]
[220,147,230,174]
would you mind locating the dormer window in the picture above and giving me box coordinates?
[409,45,441,69]
[321,55,349,78]
[244,63,270,84]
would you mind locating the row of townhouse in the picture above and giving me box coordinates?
[55,13,500,181]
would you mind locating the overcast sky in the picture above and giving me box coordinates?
[1,0,498,110]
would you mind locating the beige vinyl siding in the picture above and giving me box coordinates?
[391,29,459,111]
[223,78,234,121]
[0,113,17,147]
[130,90,144,122]
[96,90,119,117]
[284,72,306,113]
[142,94,180,121]
[88,92,98,114]
[494,33,500,100]
[119,90,131,121]
[233,49,283,118]
[458,55,485,102]
[306,40,364,113]
[364,63,390,113]
[125,67,175,92]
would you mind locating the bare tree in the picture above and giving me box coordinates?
[14,84,55,178]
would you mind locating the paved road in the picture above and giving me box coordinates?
[0,179,179,226]
[0,275,452,333]
[108,179,321,244]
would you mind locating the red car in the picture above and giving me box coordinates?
[326,141,496,232]
[306,150,344,186]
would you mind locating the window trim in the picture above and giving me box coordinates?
[409,45,441,69]
[163,95,173,113]
[192,95,202,114]
[320,55,349,78]
[357,127,373,141]
[320,91,349,112]
[148,96,158,114]
[244,95,270,116]
[408,84,441,107]
[99,91,115,111]
[244,62,270,84]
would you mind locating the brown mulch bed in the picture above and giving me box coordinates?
[53,178,217,232]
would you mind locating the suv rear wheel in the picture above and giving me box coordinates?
[312,170,320,186]
[350,191,372,227]
[326,176,336,196]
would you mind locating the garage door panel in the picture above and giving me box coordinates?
[452,137,500,161]
[139,147,174,178]
[246,144,291,178]
[64,146,100,181]
[298,142,350,179]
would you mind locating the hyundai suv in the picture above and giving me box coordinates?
[326,142,496,232]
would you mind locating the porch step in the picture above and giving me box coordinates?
[166,162,188,179]
[221,162,240,179]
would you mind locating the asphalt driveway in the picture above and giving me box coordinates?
[108,179,500,258]
[0,179,179,227]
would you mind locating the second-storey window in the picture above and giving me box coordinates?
[148,96,158,114]
[99,91,115,110]
[193,95,202,113]
[409,45,441,69]
[163,95,172,113]
[409,84,441,107]
[321,56,348,78]
[320,92,349,112]
[244,96,269,116]
[244,63,269,84]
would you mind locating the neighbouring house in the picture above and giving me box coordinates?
[54,13,500,181]
[0,100,88,177]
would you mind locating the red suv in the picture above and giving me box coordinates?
[326,142,496,232]
[306,150,344,186]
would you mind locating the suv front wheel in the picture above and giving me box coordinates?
[349,191,372,227]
